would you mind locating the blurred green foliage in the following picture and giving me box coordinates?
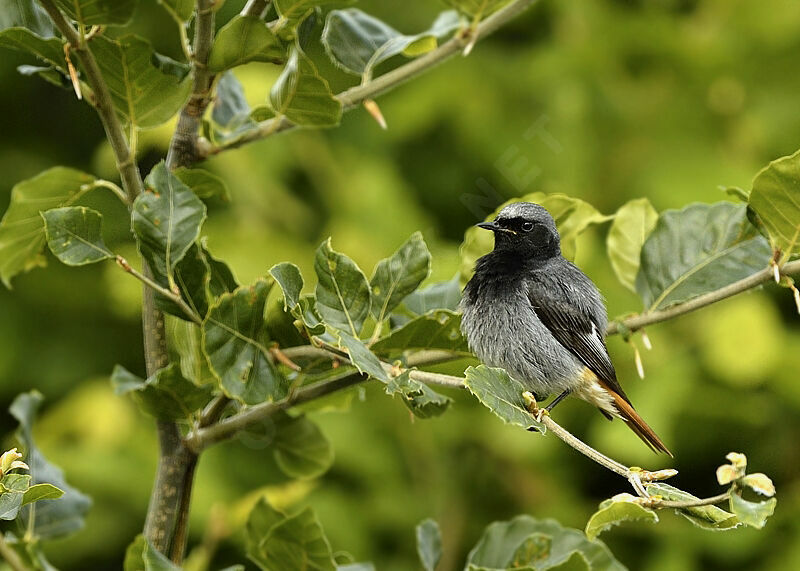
[2,0,800,569]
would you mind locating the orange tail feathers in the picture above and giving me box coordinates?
[608,391,673,457]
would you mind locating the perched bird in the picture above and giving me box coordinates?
[460,202,671,455]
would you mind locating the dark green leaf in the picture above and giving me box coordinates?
[153,244,210,319]
[270,47,342,127]
[168,318,217,386]
[644,483,740,530]
[464,365,542,431]
[273,413,334,479]
[271,262,304,312]
[322,9,460,81]
[416,519,442,571]
[385,373,451,418]
[134,162,206,288]
[245,498,285,563]
[461,193,610,282]
[10,392,91,538]
[21,483,64,506]
[295,295,327,336]
[208,15,285,72]
[274,0,348,29]
[466,515,624,570]
[203,241,238,296]
[0,2,56,36]
[372,310,468,354]
[729,493,776,529]
[585,494,658,540]
[606,198,658,292]
[0,28,66,73]
[54,0,136,26]
[174,167,230,203]
[749,149,800,261]
[399,275,462,315]
[336,332,389,382]
[157,0,194,22]
[0,167,97,287]
[314,238,371,335]
[92,35,191,128]
[636,202,771,311]
[369,232,431,322]
[203,279,285,404]
[124,534,181,571]
[111,363,214,421]
[16,63,69,88]
[252,506,336,571]
[41,206,113,266]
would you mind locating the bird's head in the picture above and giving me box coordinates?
[477,202,561,259]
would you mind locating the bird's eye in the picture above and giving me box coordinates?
[521,221,534,232]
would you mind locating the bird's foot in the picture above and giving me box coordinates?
[522,391,549,424]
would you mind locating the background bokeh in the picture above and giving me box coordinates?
[2,0,800,569]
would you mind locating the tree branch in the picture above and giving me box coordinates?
[607,259,800,336]
[204,0,541,156]
[242,0,270,17]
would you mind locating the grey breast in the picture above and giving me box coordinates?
[460,281,584,396]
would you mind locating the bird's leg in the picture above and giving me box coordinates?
[544,389,571,414]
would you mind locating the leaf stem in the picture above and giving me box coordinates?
[0,534,27,571]
[205,0,541,155]
[241,0,270,17]
[641,490,731,509]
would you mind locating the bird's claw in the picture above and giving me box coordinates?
[522,391,549,423]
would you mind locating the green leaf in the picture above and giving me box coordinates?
[134,162,207,289]
[399,275,462,315]
[336,331,390,382]
[606,198,658,292]
[271,262,304,312]
[0,490,24,520]
[203,279,285,404]
[1,474,32,493]
[322,9,460,81]
[174,167,230,203]
[0,2,57,36]
[636,202,771,311]
[273,412,334,479]
[157,0,194,22]
[386,372,451,418]
[460,193,610,282]
[441,0,512,19]
[369,232,431,322]
[416,518,443,571]
[314,238,371,336]
[644,483,740,530]
[729,494,776,529]
[17,63,70,88]
[54,0,136,26]
[124,534,181,571]
[275,0,349,27]
[464,365,542,431]
[212,71,251,128]
[168,318,217,386]
[249,503,337,571]
[585,494,658,540]
[466,515,624,570]
[245,498,285,562]
[0,167,97,287]
[10,392,91,538]
[749,149,800,261]
[41,206,113,266]
[91,35,191,128]
[204,241,238,296]
[153,244,211,319]
[208,15,285,72]
[0,29,66,74]
[111,363,214,421]
[21,483,64,506]
[270,47,342,127]
[372,310,468,354]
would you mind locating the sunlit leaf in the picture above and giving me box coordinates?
[741,473,776,497]
[336,331,389,382]
[124,534,180,571]
[369,232,431,323]
[41,206,113,266]
[729,493,776,529]
[606,198,658,292]
[386,372,451,418]
[749,149,800,261]
[91,35,191,128]
[585,494,658,540]
[372,309,468,354]
[54,0,136,26]
[314,238,371,336]
[111,363,214,421]
[10,392,91,538]
[208,15,285,72]
[203,279,285,404]
[416,518,442,571]
[636,202,771,311]
[270,47,342,127]
[322,9,460,81]
[466,515,624,570]
[21,483,64,506]
[273,412,334,479]
[0,167,96,288]
[157,0,194,22]
[644,483,740,530]
[464,365,541,431]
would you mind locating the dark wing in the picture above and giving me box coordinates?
[526,273,632,405]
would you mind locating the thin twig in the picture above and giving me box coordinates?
[607,259,800,335]
[0,534,27,571]
[641,490,731,509]
[205,0,541,156]
[115,256,202,325]
[241,0,270,17]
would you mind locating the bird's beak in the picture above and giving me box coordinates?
[476,221,499,231]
